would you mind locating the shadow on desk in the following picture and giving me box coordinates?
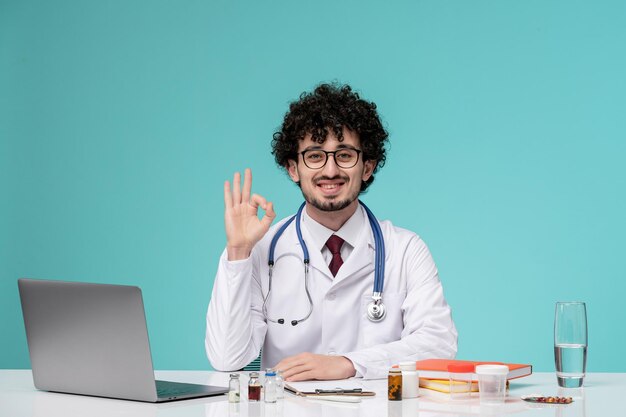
[31,389,224,417]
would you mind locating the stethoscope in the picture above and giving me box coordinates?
[262,200,386,326]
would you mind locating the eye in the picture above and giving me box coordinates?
[305,151,324,161]
[336,150,355,161]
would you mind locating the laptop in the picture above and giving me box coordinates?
[18,278,228,402]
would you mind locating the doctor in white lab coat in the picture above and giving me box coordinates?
[205,83,457,381]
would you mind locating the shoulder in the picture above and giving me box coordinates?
[377,218,434,263]
[376,219,440,290]
[378,219,424,247]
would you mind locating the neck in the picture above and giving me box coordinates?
[305,200,359,231]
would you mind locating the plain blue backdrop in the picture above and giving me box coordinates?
[2,0,625,371]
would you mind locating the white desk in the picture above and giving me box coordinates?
[0,370,622,416]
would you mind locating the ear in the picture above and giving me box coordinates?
[287,160,300,183]
[362,160,376,182]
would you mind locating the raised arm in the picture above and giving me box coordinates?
[224,168,276,260]
[206,168,276,371]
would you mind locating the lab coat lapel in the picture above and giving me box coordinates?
[294,222,335,280]
[333,226,375,284]
[289,205,386,281]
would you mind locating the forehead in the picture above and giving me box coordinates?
[299,127,361,151]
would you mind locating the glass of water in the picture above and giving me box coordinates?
[554,302,587,388]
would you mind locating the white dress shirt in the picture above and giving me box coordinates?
[301,204,362,268]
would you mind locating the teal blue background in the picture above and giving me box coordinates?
[2,0,625,372]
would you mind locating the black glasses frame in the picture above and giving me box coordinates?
[299,148,362,169]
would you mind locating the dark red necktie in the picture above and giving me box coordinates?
[326,235,345,277]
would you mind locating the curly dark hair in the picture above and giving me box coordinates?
[272,82,389,192]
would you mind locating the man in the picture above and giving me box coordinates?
[206,83,457,381]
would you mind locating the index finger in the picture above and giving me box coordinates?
[283,368,315,382]
[274,353,306,373]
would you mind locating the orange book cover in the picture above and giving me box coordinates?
[416,359,532,380]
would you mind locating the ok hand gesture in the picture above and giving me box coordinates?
[224,168,276,260]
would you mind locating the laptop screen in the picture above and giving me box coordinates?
[19,279,160,402]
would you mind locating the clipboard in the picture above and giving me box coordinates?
[284,381,376,397]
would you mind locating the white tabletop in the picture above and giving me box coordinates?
[0,370,622,416]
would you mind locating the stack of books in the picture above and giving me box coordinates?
[415,359,532,394]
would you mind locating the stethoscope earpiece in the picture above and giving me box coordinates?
[262,201,386,326]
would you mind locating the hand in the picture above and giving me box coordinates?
[224,168,276,260]
[274,353,356,381]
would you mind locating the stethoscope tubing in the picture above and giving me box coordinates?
[264,201,385,325]
[361,202,385,294]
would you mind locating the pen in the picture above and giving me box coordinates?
[315,388,363,394]
[307,395,362,403]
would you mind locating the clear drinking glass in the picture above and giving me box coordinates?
[554,302,587,388]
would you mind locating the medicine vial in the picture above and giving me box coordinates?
[399,361,419,398]
[275,370,285,399]
[388,367,402,400]
[248,372,262,401]
[228,373,240,403]
[264,370,277,403]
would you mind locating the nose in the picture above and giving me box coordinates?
[322,153,341,176]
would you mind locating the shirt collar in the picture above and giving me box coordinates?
[301,203,367,251]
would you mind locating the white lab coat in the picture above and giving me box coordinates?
[205,205,458,379]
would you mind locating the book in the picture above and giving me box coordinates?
[414,359,532,380]
[419,378,480,394]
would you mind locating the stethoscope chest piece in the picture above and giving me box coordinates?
[366,293,386,322]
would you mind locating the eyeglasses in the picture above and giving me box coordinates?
[300,148,362,169]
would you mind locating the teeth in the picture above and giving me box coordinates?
[321,184,339,189]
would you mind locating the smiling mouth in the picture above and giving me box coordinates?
[315,179,346,196]
[313,175,349,196]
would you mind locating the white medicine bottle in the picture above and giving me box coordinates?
[228,373,240,403]
[264,370,277,403]
[399,361,419,398]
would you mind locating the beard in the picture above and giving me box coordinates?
[306,195,355,212]
[299,175,361,212]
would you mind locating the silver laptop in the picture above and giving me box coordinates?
[18,278,228,402]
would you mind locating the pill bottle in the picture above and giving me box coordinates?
[388,367,402,401]
[399,361,419,398]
